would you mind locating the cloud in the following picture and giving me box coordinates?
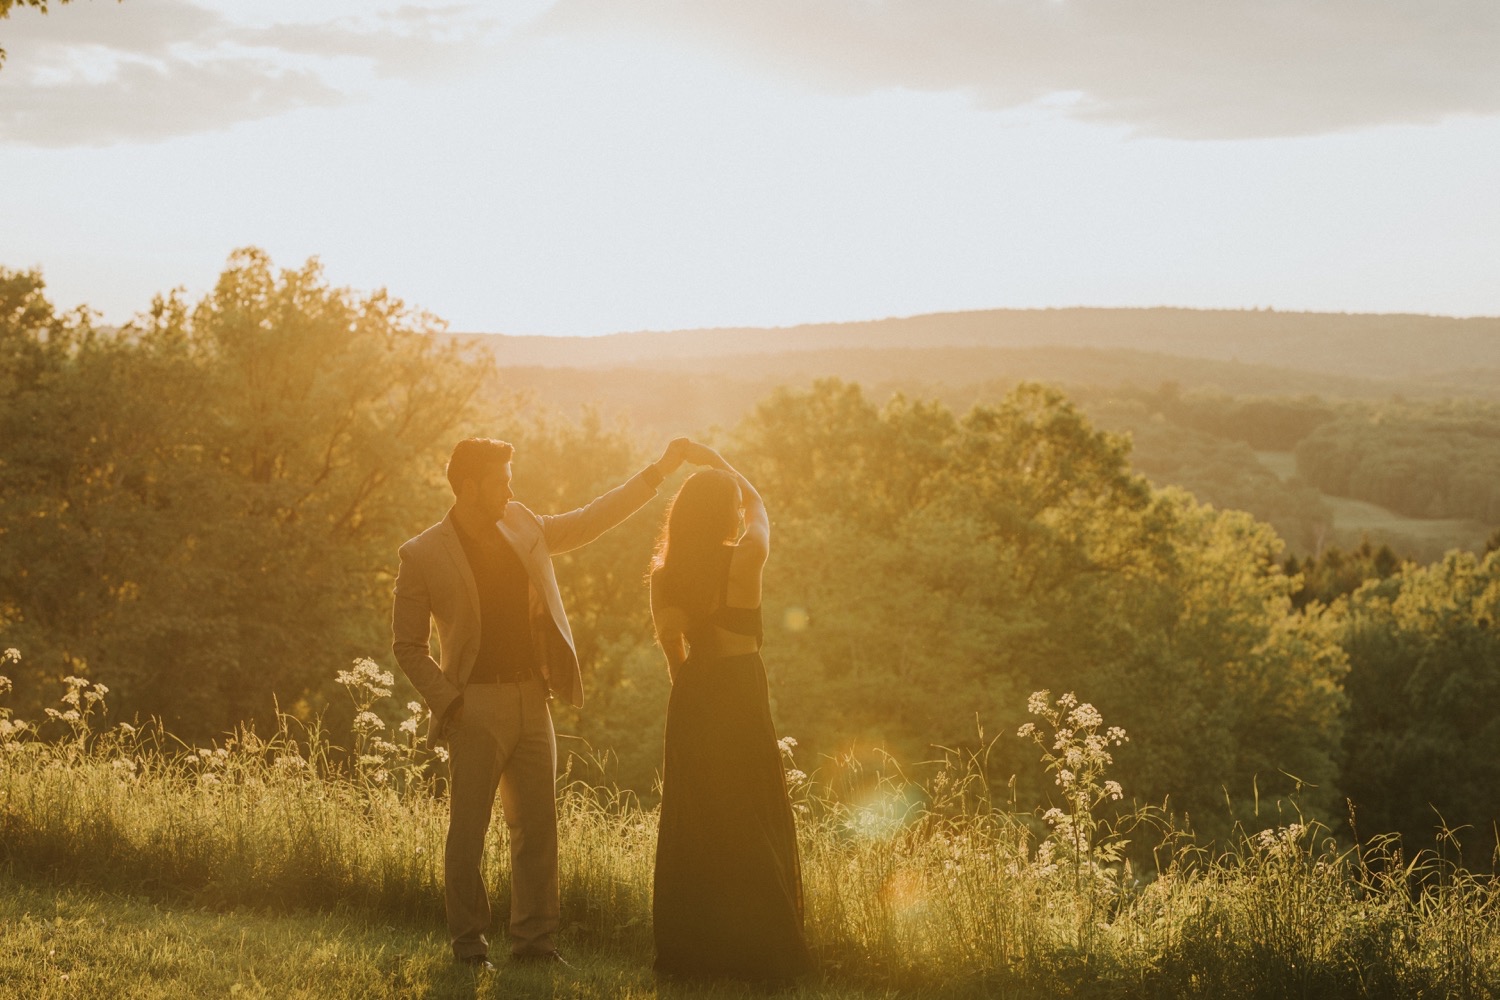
[0,0,499,147]
[534,0,1500,139]
[243,6,499,83]
[4,58,345,147]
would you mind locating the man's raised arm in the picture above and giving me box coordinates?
[537,438,688,554]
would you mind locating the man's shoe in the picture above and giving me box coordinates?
[512,950,575,969]
[457,955,496,972]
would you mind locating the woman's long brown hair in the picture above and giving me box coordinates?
[649,469,741,619]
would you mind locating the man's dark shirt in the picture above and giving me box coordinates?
[450,512,539,684]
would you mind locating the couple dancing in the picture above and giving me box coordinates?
[391,436,813,982]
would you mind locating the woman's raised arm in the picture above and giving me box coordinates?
[682,442,769,602]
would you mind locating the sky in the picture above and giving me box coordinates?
[1,0,1498,335]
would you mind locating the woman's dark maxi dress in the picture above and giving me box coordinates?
[653,552,813,982]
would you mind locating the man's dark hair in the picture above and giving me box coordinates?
[446,438,514,495]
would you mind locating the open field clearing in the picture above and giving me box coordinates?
[3,672,1496,1000]
[1254,451,1493,556]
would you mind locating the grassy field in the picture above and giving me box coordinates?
[0,873,909,1000]
[1254,451,1493,557]
[2,662,1497,999]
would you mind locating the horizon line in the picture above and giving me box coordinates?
[451,303,1500,340]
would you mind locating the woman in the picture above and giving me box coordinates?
[649,444,813,983]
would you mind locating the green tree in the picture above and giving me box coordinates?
[1295,402,1500,523]
[728,380,1348,836]
[1337,549,1500,864]
[1080,392,1335,554]
[1285,539,1404,611]
[0,252,489,736]
[0,267,174,720]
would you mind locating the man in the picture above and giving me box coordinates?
[391,435,687,968]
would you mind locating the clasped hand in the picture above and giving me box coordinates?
[656,437,723,474]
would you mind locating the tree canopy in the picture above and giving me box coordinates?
[0,251,488,733]
[723,380,1348,836]
[1337,549,1500,865]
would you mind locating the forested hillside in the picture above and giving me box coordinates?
[1295,402,1500,522]
[3,253,1497,863]
[488,362,1497,560]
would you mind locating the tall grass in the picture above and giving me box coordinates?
[2,651,1496,998]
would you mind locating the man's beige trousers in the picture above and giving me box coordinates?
[444,678,559,960]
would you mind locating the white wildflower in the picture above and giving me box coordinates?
[354,711,386,732]
[1069,702,1102,728]
[345,657,395,697]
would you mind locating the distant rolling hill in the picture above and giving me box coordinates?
[464,306,1500,385]
[464,306,1499,559]
[487,347,1403,441]
[463,308,1500,416]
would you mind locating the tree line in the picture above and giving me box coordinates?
[0,251,486,734]
[493,370,1500,561]
[1294,403,1500,523]
[2,252,1495,862]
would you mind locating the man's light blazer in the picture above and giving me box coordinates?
[391,471,658,737]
